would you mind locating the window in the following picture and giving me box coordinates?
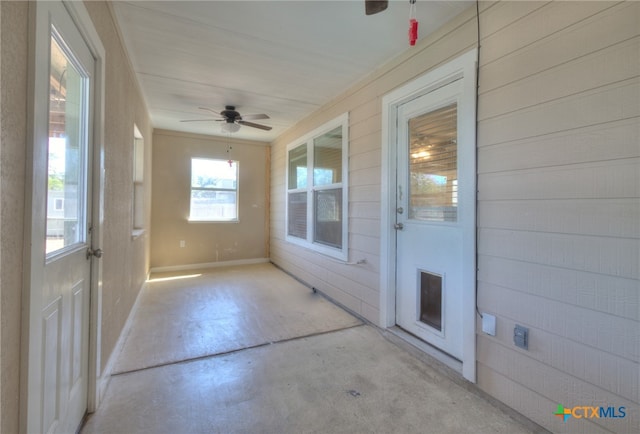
[132,124,144,236]
[45,32,89,255]
[189,158,238,222]
[286,113,348,259]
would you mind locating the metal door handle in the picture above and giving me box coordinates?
[87,248,103,260]
[394,222,404,230]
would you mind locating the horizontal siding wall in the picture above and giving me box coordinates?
[476,2,639,434]
[270,6,478,324]
[270,1,638,433]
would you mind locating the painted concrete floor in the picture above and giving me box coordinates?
[82,263,542,434]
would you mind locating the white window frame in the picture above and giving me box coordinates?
[132,124,144,237]
[285,113,349,260]
[188,157,239,223]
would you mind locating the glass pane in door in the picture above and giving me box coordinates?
[408,103,457,222]
[46,35,88,255]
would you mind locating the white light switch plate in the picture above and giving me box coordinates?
[482,313,496,336]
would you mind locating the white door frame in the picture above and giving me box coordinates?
[380,49,477,382]
[21,1,105,431]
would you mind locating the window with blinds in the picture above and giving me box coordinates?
[285,113,348,259]
[408,103,458,222]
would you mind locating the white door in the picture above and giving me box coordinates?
[395,79,471,360]
[26,2,96,433]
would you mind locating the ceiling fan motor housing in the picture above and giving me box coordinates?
[222,105,241,121]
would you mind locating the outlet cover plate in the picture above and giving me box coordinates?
[482,313,496,336]
[514,324,529,350]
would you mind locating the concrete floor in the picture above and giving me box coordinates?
[82,263,543,434]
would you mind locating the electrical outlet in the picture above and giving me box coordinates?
[514,324,528,350]
[482,313,496,336]
[179,240,186,248]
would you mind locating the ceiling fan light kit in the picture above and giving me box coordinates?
[221,121,241,133]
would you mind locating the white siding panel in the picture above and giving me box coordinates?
[479,1,613,66]
[350,167,381,188]
[478,338,637,434]
[350,201,380,220]
[479,78,640,146]
[349,148,381,172]
[478,255,639,321]
[349,233,379,257]
[349,217,380,237]
[478,1,546,42]
[480,37,640,120]
[478,199,640,238]
[480,2,639,91]
[478,281,639,363]
[476,316,639,405]
[477,1,639,432]
[479,227,639,280]
[478,118,640,171]
[350,184,381,203]
[479,159,640,201]
[477,363,615,434]
[360,302,380,325]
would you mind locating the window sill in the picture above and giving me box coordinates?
[188,219,239,224]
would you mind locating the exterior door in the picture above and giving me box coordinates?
[395,79,469,360]
[26,2,95,433]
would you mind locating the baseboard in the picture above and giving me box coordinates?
[149,257,270,274]
[96,278,145,403]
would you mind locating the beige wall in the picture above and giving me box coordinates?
[476,2,639,433]
[0,1,152,431]
[271,2,639,433]
[1,3,29,432]
[151,129,269,269]
[83,0,153,373]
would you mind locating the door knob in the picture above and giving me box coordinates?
[394,222,404,230]
[87,248,103,260]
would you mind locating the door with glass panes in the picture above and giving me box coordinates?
[26,2,96,433]
[395,79,468,360]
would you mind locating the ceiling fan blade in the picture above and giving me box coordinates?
[198,107,224,116]
[241,113,270,121]
[365,0,388,15]
[180,118,220,123]
[238,120,272,131]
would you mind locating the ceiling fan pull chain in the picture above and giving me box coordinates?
[226,133,233,167]
[409,0,418,46]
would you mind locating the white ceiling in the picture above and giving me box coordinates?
[112,1,471,142]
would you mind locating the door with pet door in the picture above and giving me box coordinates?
[395,78,469,360]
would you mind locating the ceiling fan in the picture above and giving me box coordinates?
[181,105,272,132]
